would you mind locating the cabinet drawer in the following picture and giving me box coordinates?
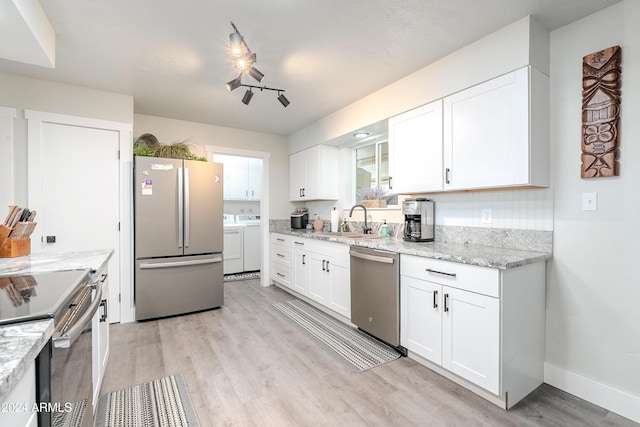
[400,254,499,297]
[271,244,292,266]
[271,263,293,288]
[270,233,292,246]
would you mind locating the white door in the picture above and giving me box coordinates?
[389,100,443,193]
[401,276,443,364]
[442,286,500,393]
[443,67,529,190]
[39,122,121,322]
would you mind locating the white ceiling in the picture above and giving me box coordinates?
[0,0,620,136]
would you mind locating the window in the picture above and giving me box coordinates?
[354,140,396,205]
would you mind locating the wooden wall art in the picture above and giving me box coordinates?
[581,45,621,178]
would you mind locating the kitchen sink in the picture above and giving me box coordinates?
[315,231,384,239]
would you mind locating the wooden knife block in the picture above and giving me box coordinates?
[0,225,31,257]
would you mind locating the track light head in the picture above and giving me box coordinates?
[225,75,242,92]
[241,89,253,105]
[278,93,290,108]
[248,66,264,83]
[229,32,242,56]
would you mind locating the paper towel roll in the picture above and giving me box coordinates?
[330,208,340,232]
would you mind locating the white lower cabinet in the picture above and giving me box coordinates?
[92,265,110,408]
[270,233,293,289]
[0,362,37,427]
[401,254,545,409]
[271,233,350,319]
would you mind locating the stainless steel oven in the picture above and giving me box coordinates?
[0,269,99,427]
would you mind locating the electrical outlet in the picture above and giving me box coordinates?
[482,208,493,224]
[583,192,598,211]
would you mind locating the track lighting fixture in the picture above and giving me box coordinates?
[225,75,242,92]
[241,88,253,105]
[277,92,290,108]
[226,21,290,107]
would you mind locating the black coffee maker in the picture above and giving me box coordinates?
[402,198,435,242]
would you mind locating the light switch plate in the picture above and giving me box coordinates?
[582,192,598,211]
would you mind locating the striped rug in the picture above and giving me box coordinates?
[273,299,400,372]
[95,374,200,427]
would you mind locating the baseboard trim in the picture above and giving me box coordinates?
[544,363,640,424]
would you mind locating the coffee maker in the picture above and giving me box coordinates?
[402,198,435,242]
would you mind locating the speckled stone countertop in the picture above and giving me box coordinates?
[0,249,113,276]
[0,320,53,403]
[270,226,551,269]
[0,249,113,403]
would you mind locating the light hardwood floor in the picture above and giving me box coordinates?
[102,280,637,427]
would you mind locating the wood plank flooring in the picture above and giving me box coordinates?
[102,280,638,427]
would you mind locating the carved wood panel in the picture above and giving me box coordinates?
[581,46,621,178]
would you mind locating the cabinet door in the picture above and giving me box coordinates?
[400,275,442,364]
[293,242,309,295]
[389,100,443,193]
[442,286,500,394]
[289,150,306,200]
[248,158,262,200]
[307,251,330,305]
[443,67,529,190]
[327,253,350,318]
[214,154,249,199]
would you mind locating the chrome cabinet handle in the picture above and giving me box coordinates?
[425,268,456,278]
[325,260,330,272]
[276,253,285,258]
[100,299,107,322]
[445,168,451,184]
[277,238,285,242]
[276,272,285,278]
[389,176,393,190]
[322,260,326,271]
[302,254,306,265]
[444,293,449,312]
[433,290,438,309]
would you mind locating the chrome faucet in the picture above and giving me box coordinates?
[349,204,372,234]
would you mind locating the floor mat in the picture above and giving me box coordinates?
[273,299,400,372]
[95,374,200,427]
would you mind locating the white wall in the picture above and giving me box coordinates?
[133,114,290,220]
[545,1,640,421]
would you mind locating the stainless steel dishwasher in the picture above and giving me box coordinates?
[350,246,406,355]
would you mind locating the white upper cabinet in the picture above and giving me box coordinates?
[443,66,549,191]
[388,100,443,194]
[289,145,338,201]
[214,154,262,200]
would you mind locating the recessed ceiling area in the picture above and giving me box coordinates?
[0,0,621,135]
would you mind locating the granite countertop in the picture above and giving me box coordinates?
[0,249,113,276]
[0,249,114,403]
[0,320,54,403]
[272,229,551,269]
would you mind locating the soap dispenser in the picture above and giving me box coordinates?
[380,219,389,237]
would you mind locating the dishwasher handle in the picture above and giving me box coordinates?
[349,250,395,264]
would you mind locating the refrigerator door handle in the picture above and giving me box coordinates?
[140,257,223,269]
[184,167,190,248]
[177,168,184,248]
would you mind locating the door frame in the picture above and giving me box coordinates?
[26,110,134,323]
[205,145,271,287]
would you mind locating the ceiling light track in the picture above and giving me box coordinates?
[226,21,290,107]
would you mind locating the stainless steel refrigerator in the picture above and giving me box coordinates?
[134,156,224,321]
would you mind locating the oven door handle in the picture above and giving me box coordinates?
[53,284,102,349]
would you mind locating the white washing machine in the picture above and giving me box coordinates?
[223,213,244,274]
[236,214,261,272]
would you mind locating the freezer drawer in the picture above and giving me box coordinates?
[135,254,223,321]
